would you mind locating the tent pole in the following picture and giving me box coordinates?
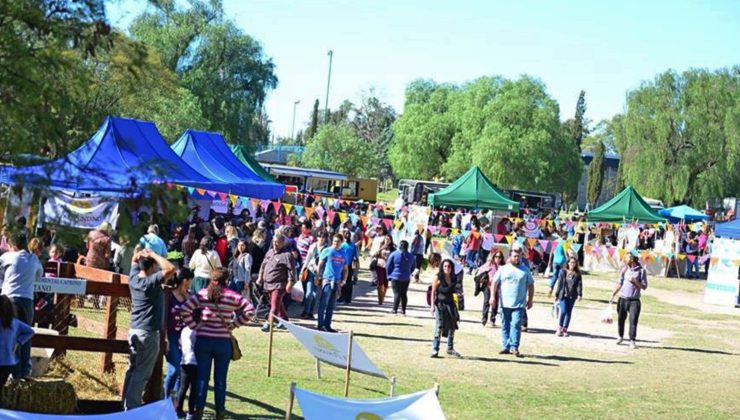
[344,330,354,397]
[315,358,321,379]
[433,382,440,397]
[285,381,296,420]
[267,314,274,377]
[389,376,397,397]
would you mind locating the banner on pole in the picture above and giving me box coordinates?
[39,193,119,230]
[293,387,445,420]
[705,237,740,306]
[0,399,177,419]
[277,318,386,378]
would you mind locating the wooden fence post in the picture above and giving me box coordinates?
[100,273,120,373]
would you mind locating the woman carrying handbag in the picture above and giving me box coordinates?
[179,268,255,420]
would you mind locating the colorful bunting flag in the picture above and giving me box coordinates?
[538,240,549,251]
[570,243,582,253]
[284,204,293,214]
[196,188,206,196]
[187,187,195,195]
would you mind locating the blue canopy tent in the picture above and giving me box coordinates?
[715,219,740,239]
[658,205,709,224]
[171,130,285,200]
[0,117,233,196]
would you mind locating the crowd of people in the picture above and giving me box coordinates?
[2,197,715,416]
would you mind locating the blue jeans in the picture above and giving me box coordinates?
[163,329,182,398]
[558,297,577,329]
[303,272,317,315]
[122,329,161,410]
[466,250,477,272]
[432,307,454,351]
[685,256,699,278]
[10,297,33,379]
[195,337,232,411]
[549,264,563,290]
[317,282,338,329]
[501,307,524,351]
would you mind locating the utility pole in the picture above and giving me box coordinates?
[324,50,333,124]
[291,100,301,140]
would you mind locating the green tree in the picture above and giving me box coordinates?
[0,0,114,160]
[306,99,320,139]
[568,90,589,149]
[615,68,740,205]
[129,1,277,147]
[587,140,605,206]
[469,77,582,193]
[301,125,378,178]
[389,80,457,180]
[349,94,397,181]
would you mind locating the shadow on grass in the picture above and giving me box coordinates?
[525,327,660,343]
[528,354,633,364]
[355,332,429,343]
[337,319,422,328]
[464,356,558,366]
[200,389,303,419]
[645,346,736,356]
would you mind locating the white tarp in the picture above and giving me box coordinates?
[0,399,177,419]
[294,387,445,420]
[38,192,119,230]
[705,237,740,306]
[276,317,386,378]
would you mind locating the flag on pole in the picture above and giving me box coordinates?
[293,387,445,420]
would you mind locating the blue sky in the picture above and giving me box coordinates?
[107,0,740,139]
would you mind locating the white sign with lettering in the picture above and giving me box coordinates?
[34,277,88,295]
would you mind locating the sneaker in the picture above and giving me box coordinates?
[392,310,398,315]
[215,410,226,420]
[556,327,563,337]
[318,326,327,332]
[481,319,488,327]
[630,340,637,349]
[446,349,462,358]
[260,323,271,332]
[522,326,528,332]
[616,337,624,345]
[498,349,511,355]
[305,314,315,320]
[562,329,569,337]
[401,310,406,316]
[430,350,439,358]
[176,410,186,419]
[185,413,194,420]
[325,327,337,333]
[276,323,287,331]
[512,348,523,358]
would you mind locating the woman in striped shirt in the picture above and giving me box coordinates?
[179,268,254,420]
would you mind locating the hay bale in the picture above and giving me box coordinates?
[2,378,77,414]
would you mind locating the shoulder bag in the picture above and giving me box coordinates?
[214,299,242,361]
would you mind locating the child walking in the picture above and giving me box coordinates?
[1,295,36,407]
[176,320,198,419]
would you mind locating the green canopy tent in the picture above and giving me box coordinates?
[229,144,277,183]
[586,186,666,224]
[427,166,519,212]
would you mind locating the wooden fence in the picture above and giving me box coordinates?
[31,261,165,413]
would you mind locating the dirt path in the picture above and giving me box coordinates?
[331,265,740,357]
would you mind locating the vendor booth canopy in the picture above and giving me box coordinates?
[587,186,667,224]
[658,205,709,223]
[427,166,519,212]
[172,130,284,200]
[230,144,277,183]
[715,218,740,239]
[0,116,231,196]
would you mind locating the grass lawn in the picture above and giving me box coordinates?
[55,266,740,419]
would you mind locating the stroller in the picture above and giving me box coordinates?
[247,281,272,322]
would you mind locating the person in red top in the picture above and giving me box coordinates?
[85,222,112,270]
[465,226,482,274]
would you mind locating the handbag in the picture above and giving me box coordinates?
[369,257,378,271]
[214,300,242,361]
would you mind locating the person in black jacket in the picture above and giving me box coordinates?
[553,256,583,337]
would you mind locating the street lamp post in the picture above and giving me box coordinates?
[324,50,333,124]
[291,100,301,140]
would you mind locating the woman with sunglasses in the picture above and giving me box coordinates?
[430,258,461,358]
[479,251,505,327]
[553,256,582,337]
